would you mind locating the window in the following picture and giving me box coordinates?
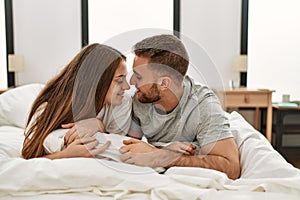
[247,0,300,101]
[84,0,177,71]
[0,1,7,89]
[88,0,174,44]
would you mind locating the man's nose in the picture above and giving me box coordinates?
[129,75,135,85]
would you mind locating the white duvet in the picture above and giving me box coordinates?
[0,111,300,200]
[0,84,300,199]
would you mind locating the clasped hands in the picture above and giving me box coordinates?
[59,118,111,158]
[119,139,196,168]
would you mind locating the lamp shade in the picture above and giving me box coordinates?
[233,55,247,72]
[8,54,24,72]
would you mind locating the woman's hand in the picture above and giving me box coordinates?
[54,137,111,158]
[62,118,106,146]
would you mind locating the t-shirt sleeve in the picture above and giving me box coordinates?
[196,94,233,147]
[43,128,68,154]
[127,96,144,139]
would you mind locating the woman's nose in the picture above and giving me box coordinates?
[123,79,130,90]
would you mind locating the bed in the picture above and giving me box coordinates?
[1,84,300,200]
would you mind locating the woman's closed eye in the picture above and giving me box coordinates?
[117,77,125,85]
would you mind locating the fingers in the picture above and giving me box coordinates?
[70,137,110,157]
[73,136,97,145]
[65,118,100,141]
[65,127,75,144]
[179,143,196,155]
[85,139,99,150]
[122,138,140,145]
[66,128,78,145]
[61,123,75,129]
[120,153,149,166]
[165,142,196,155]
[120,152,133,163]
[91,141,111,155]
[175,148,191,155]
[119,145,130,154]
[187,144,196,154]
[100,157,112,161]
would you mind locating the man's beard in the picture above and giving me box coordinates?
[137,84,161,103]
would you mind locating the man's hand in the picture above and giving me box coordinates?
[120,148,180,168]
[163,142,196,155]
[119,138,157,154]
[62,118,106,146]
[119,139,181,168]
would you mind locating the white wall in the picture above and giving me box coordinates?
[247,0,300,102]
[88,0,174,73]
[181,0,241,91]
[0,1,7,89]
[11,0,241,87]
[89,0,173,44]
[13,0,81,85]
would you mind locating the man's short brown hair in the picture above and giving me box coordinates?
[133,34,189,82]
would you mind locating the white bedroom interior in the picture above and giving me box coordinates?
[1,1,300,199]
[1,0,300,167]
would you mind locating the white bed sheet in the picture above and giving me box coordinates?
[1,111,300,200]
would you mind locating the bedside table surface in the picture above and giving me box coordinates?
[222,88,274,143]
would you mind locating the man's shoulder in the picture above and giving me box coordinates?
[185,76,216,102]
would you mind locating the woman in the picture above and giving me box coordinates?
[22,43,131,159]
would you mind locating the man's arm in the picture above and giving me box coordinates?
[168,138,240,179]
[120,137,240,180]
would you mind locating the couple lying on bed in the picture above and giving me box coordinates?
[22,34,241,179]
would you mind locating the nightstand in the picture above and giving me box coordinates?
[221,88,274,143]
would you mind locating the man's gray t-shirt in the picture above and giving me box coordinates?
[131,76,232,150]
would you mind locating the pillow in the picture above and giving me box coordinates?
[0,83,44,128]
[228,111,299,178]
[0,126,24,158]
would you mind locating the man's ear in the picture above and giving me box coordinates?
[159,77,172,90]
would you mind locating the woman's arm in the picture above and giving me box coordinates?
[46,137,110,159]
[24,137,110,159]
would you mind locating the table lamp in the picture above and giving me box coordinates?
[233,55,247,87]
[233,55,247,72]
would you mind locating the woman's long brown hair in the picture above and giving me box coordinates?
[22,44,126,159]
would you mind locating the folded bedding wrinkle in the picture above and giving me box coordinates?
[95,133,131,162]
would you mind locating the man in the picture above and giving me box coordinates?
[119,34,240,180]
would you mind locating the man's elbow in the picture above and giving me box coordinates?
[227,160,241,180]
